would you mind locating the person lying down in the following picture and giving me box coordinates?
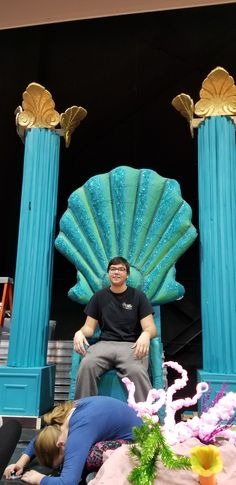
[4,396,143,485]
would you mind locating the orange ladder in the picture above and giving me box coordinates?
[0,277,13,327]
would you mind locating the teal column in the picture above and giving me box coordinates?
[0,129,59,416]
[8,129,59,366]
[0,82,86,417]
[197,116,236,397]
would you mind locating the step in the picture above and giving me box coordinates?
[0,340,74,405]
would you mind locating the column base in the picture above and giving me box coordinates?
[197,369,236,414]
[0,365,55,416]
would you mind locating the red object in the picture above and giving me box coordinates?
[0,277,13,327]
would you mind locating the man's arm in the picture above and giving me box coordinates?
[73,316,98,355]
[132,314,157,359]
[140,314,157,338]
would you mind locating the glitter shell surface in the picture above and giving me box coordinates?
[55,166,197,304]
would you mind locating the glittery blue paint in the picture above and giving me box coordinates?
[55,166,197,306]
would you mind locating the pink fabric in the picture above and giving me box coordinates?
[89,438,236,484]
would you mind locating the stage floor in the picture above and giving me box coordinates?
[0,427,88,485]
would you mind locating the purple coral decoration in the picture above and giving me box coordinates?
[209,383,228,408]
[201,385,212,413]
[202,383,228,413]
[202,411,236,444]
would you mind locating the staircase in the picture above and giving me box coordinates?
[0,339,73,405]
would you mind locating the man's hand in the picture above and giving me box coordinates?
[132,331,150,359]
[21,470,45,485]
[74,330,89,355]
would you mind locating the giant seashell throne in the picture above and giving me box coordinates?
[55,165,197,400]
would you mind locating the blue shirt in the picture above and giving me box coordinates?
[24,396,143,485]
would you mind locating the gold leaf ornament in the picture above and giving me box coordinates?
[14,106,26,142]
[18,82,60,129]
[172,94,194,122]
[17,108,35,128]
[195,67,236,117]
[172,94,194,135]
[60,106,87,147]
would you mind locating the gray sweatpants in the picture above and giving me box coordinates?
[74,340,152,402]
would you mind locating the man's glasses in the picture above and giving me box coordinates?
[109,267,127,273]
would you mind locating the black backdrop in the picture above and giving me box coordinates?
[1,3,236,345]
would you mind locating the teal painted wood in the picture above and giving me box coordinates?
[198,116,236,374]
[153,305,161,335]
[7,129,60,367]
[0,365,55,415]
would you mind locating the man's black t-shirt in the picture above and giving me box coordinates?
[84,286,154,342]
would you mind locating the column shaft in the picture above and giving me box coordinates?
[7,129,60,367]
[198,116,236,374]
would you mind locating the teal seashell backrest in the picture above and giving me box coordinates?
[55,166,197,305]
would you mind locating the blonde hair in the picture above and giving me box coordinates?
[35,425,61,468]
[35,400,76,468]
[43,400,75,426]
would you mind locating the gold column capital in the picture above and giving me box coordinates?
[15,82,87,147]
[172,67,236,136]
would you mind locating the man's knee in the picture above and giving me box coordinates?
[78,353,97,373]
[127,363,149,378]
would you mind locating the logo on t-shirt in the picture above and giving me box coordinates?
[122,302,133,310]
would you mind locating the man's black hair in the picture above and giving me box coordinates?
[107,256,130,274]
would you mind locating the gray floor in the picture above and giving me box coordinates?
[0,428,89,485]
[0,428,53,485]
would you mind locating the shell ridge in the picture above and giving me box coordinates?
[137,179,181,269]
[127,168,142,264]
[109,169,119,257]
[128,169,152,265]
[110,166,139,259]
[84,179,113,263]
[55,233,80,268]
[132,171,168,268]
[123,165,141,259]
[74,271,96,296]
[69,194,104,274]
[139,176,168,267]
[69,187,106,269]
[60,200,102,277]
[55,232,102,292]
[144,224,197,298]
[55,233,102,292]
[150,267,185,304]
[69,273,94,304]
[141,201,193,275]
[143,263,168,300]
[144,262,179,301]
[86,172,120,259]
